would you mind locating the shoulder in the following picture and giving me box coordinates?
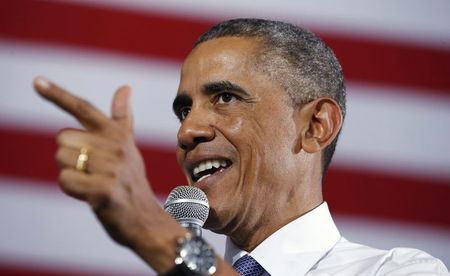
[310,238,449,276]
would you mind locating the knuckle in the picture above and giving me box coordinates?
[115,144,126,159]
[55,148,64,165]
[105,165,119,178]
[58,171,74,196]
[58,169,72,185]
[56,128,79,146]
[98,184,113,200]
[91,181,115,210]
[56,130,68,145]
[104,127,127,143]
[76,98,93,114]
[108,142,126,159]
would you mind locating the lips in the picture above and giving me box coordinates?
[188,158,232,183]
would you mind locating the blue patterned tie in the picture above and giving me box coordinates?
[233,254,268,276]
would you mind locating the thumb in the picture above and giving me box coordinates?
[111,85,133,130]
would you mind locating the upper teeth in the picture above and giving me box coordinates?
[193,160,227,178]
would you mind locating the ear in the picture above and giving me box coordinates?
[295,97,343,154]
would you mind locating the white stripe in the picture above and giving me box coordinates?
[0,39,181,146]
[0,178,153,274]
[1,40,449,181]
[0,178,448,270]
[336,82,450,180]
[0,178,224,274]
[63,0,450,48]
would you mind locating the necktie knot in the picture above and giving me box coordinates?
[233,254,267,276]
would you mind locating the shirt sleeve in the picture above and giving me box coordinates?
[376,248,449,276]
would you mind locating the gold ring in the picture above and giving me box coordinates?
[75,147,89,172]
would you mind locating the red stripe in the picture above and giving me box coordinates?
[0,0,207,61]
[325,36,450,94]
[0,126,183,195]
[1,126,449,228]
[1,0,449,93]
[0,263,131,276]
[324,168,450,228]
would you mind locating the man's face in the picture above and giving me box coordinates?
[174,37,301,234]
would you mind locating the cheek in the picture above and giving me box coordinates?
[243,112,297,176]
[224,116,244,137]
[175,148,183,167]
[219,114,264,152]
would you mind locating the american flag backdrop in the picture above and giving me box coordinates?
[0,0,449,275]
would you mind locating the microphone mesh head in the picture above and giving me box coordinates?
[164,186,209,227]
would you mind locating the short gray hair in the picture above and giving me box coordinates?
[194,18,346,179]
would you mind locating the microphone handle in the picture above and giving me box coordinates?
[180,222,202,237]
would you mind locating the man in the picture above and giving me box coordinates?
[34,19,447,275]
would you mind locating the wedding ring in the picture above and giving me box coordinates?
[75,147,89,172]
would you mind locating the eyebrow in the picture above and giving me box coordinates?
[202,80,248,96]
[172,94,191,116]
[172,80,250,115]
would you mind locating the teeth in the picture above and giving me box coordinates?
[192,159,229,179]
[193,167,200,176]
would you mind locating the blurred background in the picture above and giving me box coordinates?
[0,0,449,275]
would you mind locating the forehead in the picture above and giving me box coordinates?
[179,37,262,90]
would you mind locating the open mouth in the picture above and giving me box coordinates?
[190,159,232,183]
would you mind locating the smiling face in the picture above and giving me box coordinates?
[174,37,307,238]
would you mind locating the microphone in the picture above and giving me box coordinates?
[164,185,209,237]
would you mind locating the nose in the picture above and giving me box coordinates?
[177,108,215,151]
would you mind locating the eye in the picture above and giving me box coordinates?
[216,93,236,104]
[178,106,191,121]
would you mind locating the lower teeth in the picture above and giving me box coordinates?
[197,174,211,182]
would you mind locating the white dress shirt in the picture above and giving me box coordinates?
[225,202,448,275]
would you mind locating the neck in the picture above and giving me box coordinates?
[228,186,323,252]
[226,153,324,251]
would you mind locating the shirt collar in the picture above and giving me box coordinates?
[224,202,340,276]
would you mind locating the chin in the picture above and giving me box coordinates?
[202,207,228,233]
[203,211,222,233]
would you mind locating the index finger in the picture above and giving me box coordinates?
[34,76,110,131]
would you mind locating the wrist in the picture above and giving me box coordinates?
[160,232,217,276]
[130,209,189,273]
